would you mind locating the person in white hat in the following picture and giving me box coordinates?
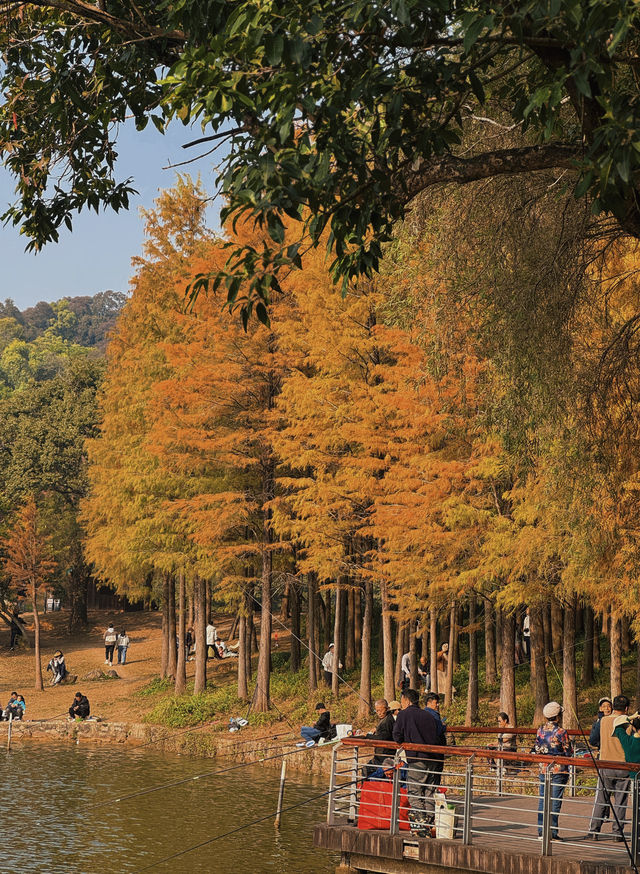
[532,701,573,841]
[321,643,342,687]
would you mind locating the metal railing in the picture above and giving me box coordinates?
[326,737,640,860]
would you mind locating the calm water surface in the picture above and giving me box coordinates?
[4,742,336,873]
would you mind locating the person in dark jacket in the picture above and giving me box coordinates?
[393,688,444,836]
[69,692,90,721]
[589,697,613,749]
[300,702,331,744]
[359,699,395,775]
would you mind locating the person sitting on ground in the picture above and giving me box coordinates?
[16,695,25,720]
[588,694,630,842]
[216,639,238,659]
[418,655,430,691]
[589,697,613,750]
[533,701,573,842]
[46,650,67,685]
[69,692,90,721]
[300,702,332,745]
[2,692,20,721]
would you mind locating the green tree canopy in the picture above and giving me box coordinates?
[2,1,640,320]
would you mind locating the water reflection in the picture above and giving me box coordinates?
[3,743,335,873]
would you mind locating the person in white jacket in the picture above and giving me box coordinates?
[321,643,342,687]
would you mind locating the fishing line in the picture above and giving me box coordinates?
[547,658,638,873]
[133,776,361,873]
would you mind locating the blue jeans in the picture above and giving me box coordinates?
[117,646,128,664]
[301,726,321,742]
[538,772,568,838]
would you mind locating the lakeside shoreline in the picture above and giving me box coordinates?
[0,718,334,777]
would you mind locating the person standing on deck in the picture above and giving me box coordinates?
[589,697,613,749]
[533,701,573,841]
[400,651,411,694]
[393,688,444,837]
[588,695,631,841]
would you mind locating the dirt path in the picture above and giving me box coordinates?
[0,608,240,722]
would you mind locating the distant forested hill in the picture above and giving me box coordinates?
[0,291,127,350]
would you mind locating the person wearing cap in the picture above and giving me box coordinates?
[388,700,401,719]
[299,702,332,745]
[589,697,613,749]
[588,694,630,841]
[321,643,342,688]
[533,701,573,841]
[46,650,67,685]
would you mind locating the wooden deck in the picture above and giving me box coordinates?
[315,794,635,874]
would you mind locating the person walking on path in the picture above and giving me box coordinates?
[533,701,573,841]
[393,688,444,837]
[588,695,631,841]
[116,630,130,665]
[321,642,341,687]
[103,624,117,666]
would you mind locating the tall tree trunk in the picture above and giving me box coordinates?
[636,643,640,711]
[421,622,429,669]
[32,581,43,692]
[281,581,290,620]
[244,590,253,685]
[174,571,186,695]
[430,606,438,694]
[254,534,273,712]
[500,612,517,725]
[381,580,394,701]
[445,604,456,706]
[551,598,563,667]
[452,604,460,668]
[205,580,211,630]
[593,612,602,670]
[409,619,419,689]
[582,605,594,685]
[622,616,631,654]
[187,585,195,630]
[530,605,549,725]
[237,612,248,701]
[484,599,497,684]
[161,573,170,679]
[308,575,318,692]
[345,587,356,670]
[543,603,552,663]
[354,586,362,653]
[290,582,301,672]
[332,587,344,698]
[495,607,503,666]
[193,575,207,694]
[167,574,177,680]
[68,544,89,630]
[358,580,373,718]
[466,596,479,724]
[610,613,623,699]
[562,596,577,728]
[394,620,405,689]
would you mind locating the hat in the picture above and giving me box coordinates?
[329,642,335,648]
[543,701,562,719]
[388,700,401,711]
[54,650,62,657]
[598,697,612,708]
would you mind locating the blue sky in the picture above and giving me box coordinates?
[0,121,220,310]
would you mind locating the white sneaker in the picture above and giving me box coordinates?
[305,740,316,748]
[104,660,109,665]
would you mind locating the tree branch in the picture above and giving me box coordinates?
[400,143,581,202]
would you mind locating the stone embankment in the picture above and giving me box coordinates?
[0,719,333,777]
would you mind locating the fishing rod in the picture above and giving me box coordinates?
[547,659,638,874]
[133,774,362,873]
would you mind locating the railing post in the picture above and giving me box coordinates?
[463,755,474,845]
[541,768,552,856]
[631,776,639,862]
[389,759,401,835]
[497,738,503,797]
[348,745,359,823]
[569,763,576,798]
[327,744,339,825]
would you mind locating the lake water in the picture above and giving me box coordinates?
[4,742,336,873]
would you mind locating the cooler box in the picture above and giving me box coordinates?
[357,779,411,831]
[335,723,352,740]
[435,791,455,839]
